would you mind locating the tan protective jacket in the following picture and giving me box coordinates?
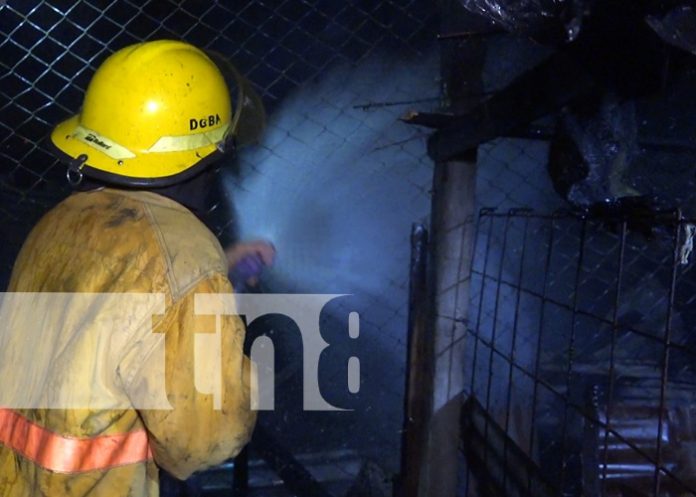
[0,188,256,496]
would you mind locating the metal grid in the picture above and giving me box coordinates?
[461,204,696,496]
[0,0,438,494]
[0,0,436,282]
[428,0,696,494]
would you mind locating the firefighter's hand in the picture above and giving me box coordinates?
[225,240,276,289]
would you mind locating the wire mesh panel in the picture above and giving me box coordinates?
[462,208,696,497]
[0,0,436,282]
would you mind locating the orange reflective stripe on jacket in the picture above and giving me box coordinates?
[0,409,153,473]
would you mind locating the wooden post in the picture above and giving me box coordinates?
[400,224,434,497]
[420,155,478,497]
[412,1,485,495]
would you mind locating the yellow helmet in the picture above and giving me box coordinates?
[50,40,234,187]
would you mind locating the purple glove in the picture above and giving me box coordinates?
[229,253,266,291]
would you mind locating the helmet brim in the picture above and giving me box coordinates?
[50,115,230,187]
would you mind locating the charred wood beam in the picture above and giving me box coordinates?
[427,50,596,162]
[406,117,696,154]
[437,29,504,40]
[398,224,434,497]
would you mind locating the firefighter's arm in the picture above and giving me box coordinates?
[123,273,257,480]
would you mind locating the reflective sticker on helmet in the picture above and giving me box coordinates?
[72,125,136,160]
[147,123,230,153]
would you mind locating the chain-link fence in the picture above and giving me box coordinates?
[1,1,439,494]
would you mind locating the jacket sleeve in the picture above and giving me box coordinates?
[122,272,257,480]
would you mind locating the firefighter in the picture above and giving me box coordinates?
[0,40,273,496]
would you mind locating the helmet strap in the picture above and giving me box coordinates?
[66,154,88,187]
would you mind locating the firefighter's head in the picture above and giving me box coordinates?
[51,40,237,188]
